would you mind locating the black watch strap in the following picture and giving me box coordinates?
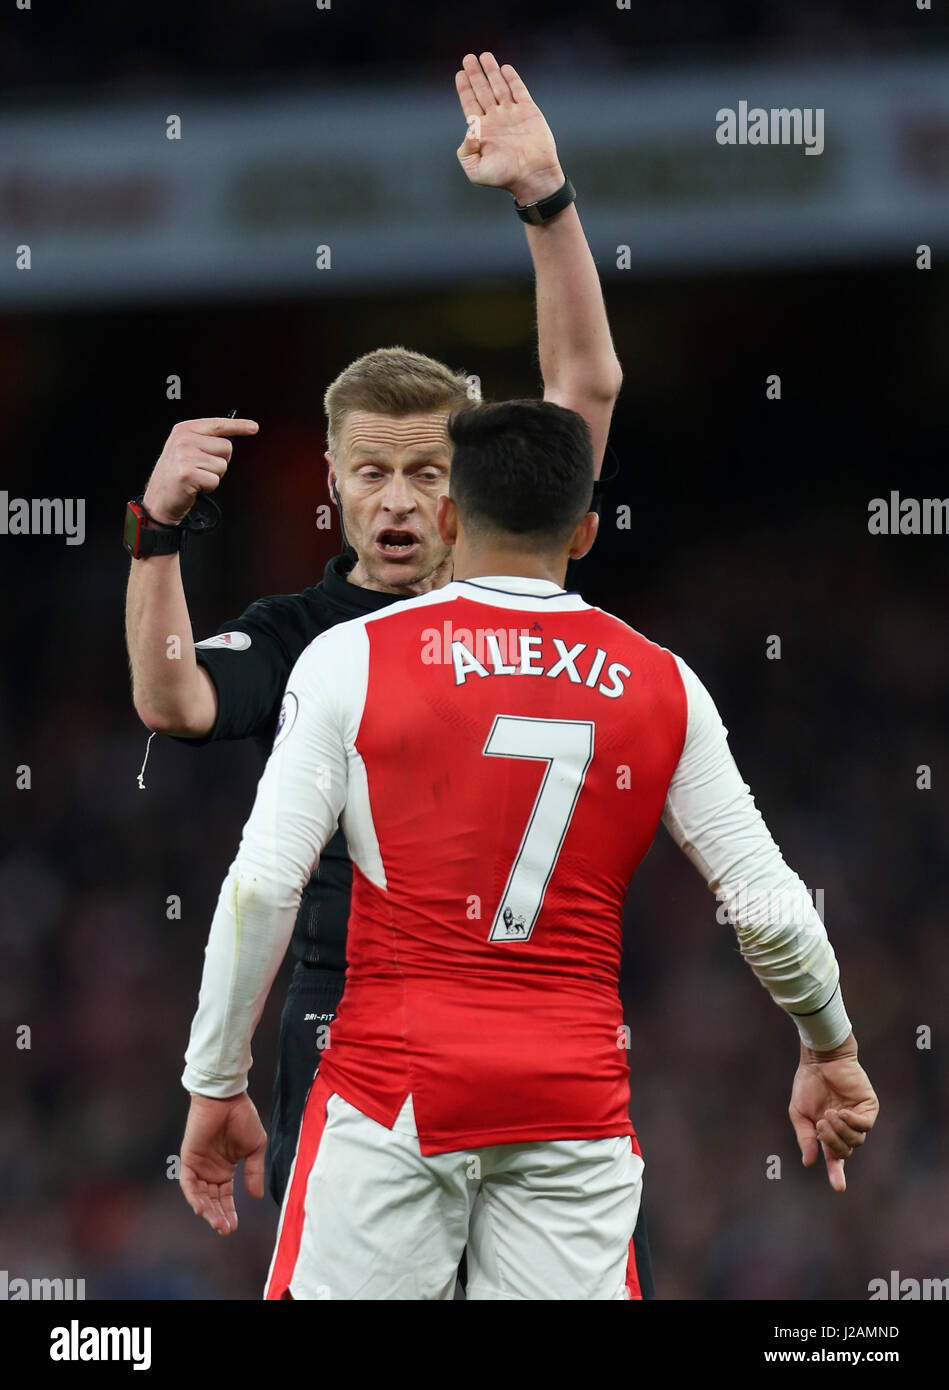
[139,525,183,556]
[513,176,576,225]
[124,493,221,558]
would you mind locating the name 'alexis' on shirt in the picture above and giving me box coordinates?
[442,628,631,698]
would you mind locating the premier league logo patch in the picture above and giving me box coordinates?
[272,691,299,750]
[500,906,528,939]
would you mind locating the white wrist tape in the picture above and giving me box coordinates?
[788,979,852,1052]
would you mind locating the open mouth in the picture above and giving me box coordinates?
[375,529,420,558]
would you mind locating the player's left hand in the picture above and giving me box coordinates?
[455,53,565,207]
[179,1092,267,1234]
[788,1034,879,1193]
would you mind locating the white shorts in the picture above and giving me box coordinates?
[265,1076,644,1301]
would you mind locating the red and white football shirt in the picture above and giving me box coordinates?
[183,576,848,1152]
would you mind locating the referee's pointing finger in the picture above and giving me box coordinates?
[191,417,260,436]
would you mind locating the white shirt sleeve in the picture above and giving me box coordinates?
[662,655,852,1052]
[181,625,366,1097]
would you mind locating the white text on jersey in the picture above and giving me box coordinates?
[451,635,631,699]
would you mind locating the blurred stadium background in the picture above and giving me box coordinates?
[1,2,947,1300]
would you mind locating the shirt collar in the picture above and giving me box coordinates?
[321,552,398,614]
[323,557,573,611]
[455,575,569,597]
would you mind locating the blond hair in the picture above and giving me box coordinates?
[323,346,476,456]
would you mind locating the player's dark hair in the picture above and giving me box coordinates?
[447,400,594,547]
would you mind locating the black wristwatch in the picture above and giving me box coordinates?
[123,494,220,558]
[513,176,576,225]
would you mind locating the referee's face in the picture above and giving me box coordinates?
[329,410,454,595]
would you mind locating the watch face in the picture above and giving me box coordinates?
[124,503,142,555]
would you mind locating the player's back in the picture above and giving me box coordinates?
[319,576,688,1154]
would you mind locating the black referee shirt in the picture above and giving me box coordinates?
[174,552,398,969]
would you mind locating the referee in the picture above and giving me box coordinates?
[124,53,653,1299]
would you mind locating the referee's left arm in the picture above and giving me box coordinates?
[454,53,622,478]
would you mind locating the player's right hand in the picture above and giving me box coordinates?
[142,417,259,526]
[179,1091,267,1236]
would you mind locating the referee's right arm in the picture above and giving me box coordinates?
[125,417,258,736]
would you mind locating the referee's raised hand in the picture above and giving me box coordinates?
[179,1092,267,1235]
[455,53,565,207]
[143,417,259,527]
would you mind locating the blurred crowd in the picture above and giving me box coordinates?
[3,1,946,107]
[0,263,946,1299]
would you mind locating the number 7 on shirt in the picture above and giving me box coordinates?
[483,715,595,943]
